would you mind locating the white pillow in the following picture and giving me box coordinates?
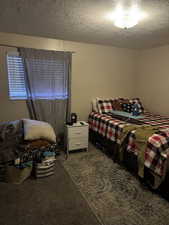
[23,119,56,143]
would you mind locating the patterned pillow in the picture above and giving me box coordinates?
[97,97,144,114]
[112,98,130,111]
[129,98,144,114]
[122,103,132,113]
[97,99,113,114]
[111,99,123,111]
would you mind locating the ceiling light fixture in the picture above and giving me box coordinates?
[107,4,145,29]
[114,5,140,29]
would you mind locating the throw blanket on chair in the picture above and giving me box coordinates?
[0,120,23,163]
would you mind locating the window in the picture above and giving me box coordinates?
[7,54,27,100]
[7,53,68,100]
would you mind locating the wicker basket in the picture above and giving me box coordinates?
[6,165,32,184]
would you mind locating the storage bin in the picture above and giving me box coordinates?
[34,159,55,178]
[6,163,32,184]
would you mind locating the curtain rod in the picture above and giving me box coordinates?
[0,44,75,54]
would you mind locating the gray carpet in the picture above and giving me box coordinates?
[0,161,101,225]
[63,145,169,225]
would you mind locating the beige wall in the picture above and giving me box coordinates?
[0,32,136,122]
[135,45,169,116]
[1,32,168,120]
[0,46,29,121]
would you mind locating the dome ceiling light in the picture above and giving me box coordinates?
[107,2,146,29]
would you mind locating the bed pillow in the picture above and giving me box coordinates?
[23,119,56,143]
[111,98,129,111]
[97,99,113,114]
[92,98,99,112]
[122,103,132,113]
[129,98,144,114]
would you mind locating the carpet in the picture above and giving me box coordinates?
[62,145,169,225]
[0,161,101,225]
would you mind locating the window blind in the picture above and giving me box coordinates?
[25,58,68,99]
[7,55,27,100]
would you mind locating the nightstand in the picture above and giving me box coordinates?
[65,121,89,158]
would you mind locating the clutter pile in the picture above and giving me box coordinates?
[0,119,61,184]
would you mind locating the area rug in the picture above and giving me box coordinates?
[0,161,100,225]
[62,145,169,225]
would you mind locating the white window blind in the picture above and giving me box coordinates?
[7,54,27,100]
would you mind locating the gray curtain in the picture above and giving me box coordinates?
[19,48,72,137]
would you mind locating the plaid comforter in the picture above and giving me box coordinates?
[89,111,169,177]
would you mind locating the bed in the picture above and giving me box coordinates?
[88,98,169,189]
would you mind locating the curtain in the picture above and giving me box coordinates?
[19,48,72,137]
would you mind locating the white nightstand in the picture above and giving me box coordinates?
[65,121,89,158]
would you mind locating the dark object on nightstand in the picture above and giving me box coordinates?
[71,113,77,124]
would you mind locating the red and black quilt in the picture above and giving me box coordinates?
[89,111,169,177]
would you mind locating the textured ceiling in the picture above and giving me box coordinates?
[0,0,169,49]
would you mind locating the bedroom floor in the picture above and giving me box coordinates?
[1,144,169,225]
[62,144,169,225]
[0,156,100,225]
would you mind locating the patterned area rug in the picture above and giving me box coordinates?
[62,145,169,225]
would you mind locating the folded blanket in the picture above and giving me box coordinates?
[135,126,159,178]
[119,125,159,178]
[21,139,51,152]
[119,124,141,161]
[106,112,144,125]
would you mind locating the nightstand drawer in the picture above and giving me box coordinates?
[68,138,88,150]
[68,126,88,139]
